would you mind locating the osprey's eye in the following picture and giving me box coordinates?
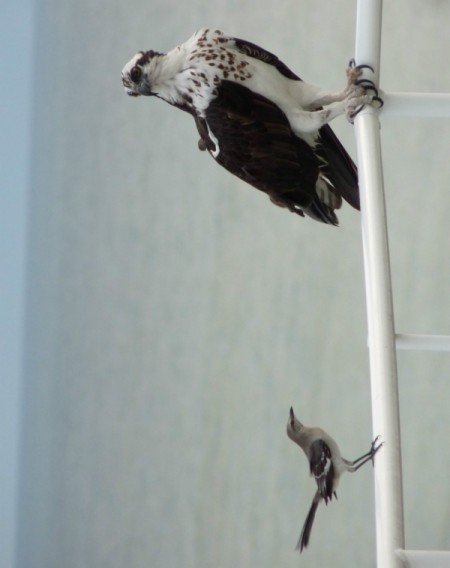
[130,66,142,83]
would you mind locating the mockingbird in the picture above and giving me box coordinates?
[286,406,382,552]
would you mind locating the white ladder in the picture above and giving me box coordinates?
[353,2,450,567]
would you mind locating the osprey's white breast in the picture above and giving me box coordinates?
[178,29,321,142]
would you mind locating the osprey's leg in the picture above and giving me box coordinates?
[302,61,381,112]
[288,87,375,134]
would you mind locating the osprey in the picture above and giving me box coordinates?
[122,28,380,224]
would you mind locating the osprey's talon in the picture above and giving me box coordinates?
[346,63,363,84]
[346,62,377,96]
[348,104,365,121]
[354,78,379,96]
[347,59,378,96]
[347,91,384,122]
[372,95,384,108]
[354,62,375,74]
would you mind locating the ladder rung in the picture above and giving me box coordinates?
[395,334,450,352]
[396,549,450,567]
[382,92,450,118]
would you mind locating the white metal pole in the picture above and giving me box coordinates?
[354,2,405,568]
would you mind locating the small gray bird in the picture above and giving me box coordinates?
[286,406,382,552]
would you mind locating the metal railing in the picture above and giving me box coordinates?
[353,1,450,567]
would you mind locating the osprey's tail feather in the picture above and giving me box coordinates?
[317,124,360,211]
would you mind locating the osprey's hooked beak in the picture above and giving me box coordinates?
[124,81,154,98]
[121,74,140,97]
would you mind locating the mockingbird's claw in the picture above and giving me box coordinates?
[371,435,383,450]
[370,436,384,466]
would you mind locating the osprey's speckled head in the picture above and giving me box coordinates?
[121,50,163,97]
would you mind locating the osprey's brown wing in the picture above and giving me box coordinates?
[233,36,360,211]
[194,80,341,224]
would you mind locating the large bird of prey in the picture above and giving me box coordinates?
[122,28,380,224]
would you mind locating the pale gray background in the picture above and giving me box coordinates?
[12,1,450,567]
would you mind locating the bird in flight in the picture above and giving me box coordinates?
[122,28,381,224]
[287,407,382,551]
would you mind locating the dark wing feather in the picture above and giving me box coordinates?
[309,439,335,503]
[316,125,360,210]
[194,80,339,224]
[233,37,301,81]
[234,37,360,211]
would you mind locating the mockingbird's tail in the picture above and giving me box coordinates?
[297,491,321,552]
